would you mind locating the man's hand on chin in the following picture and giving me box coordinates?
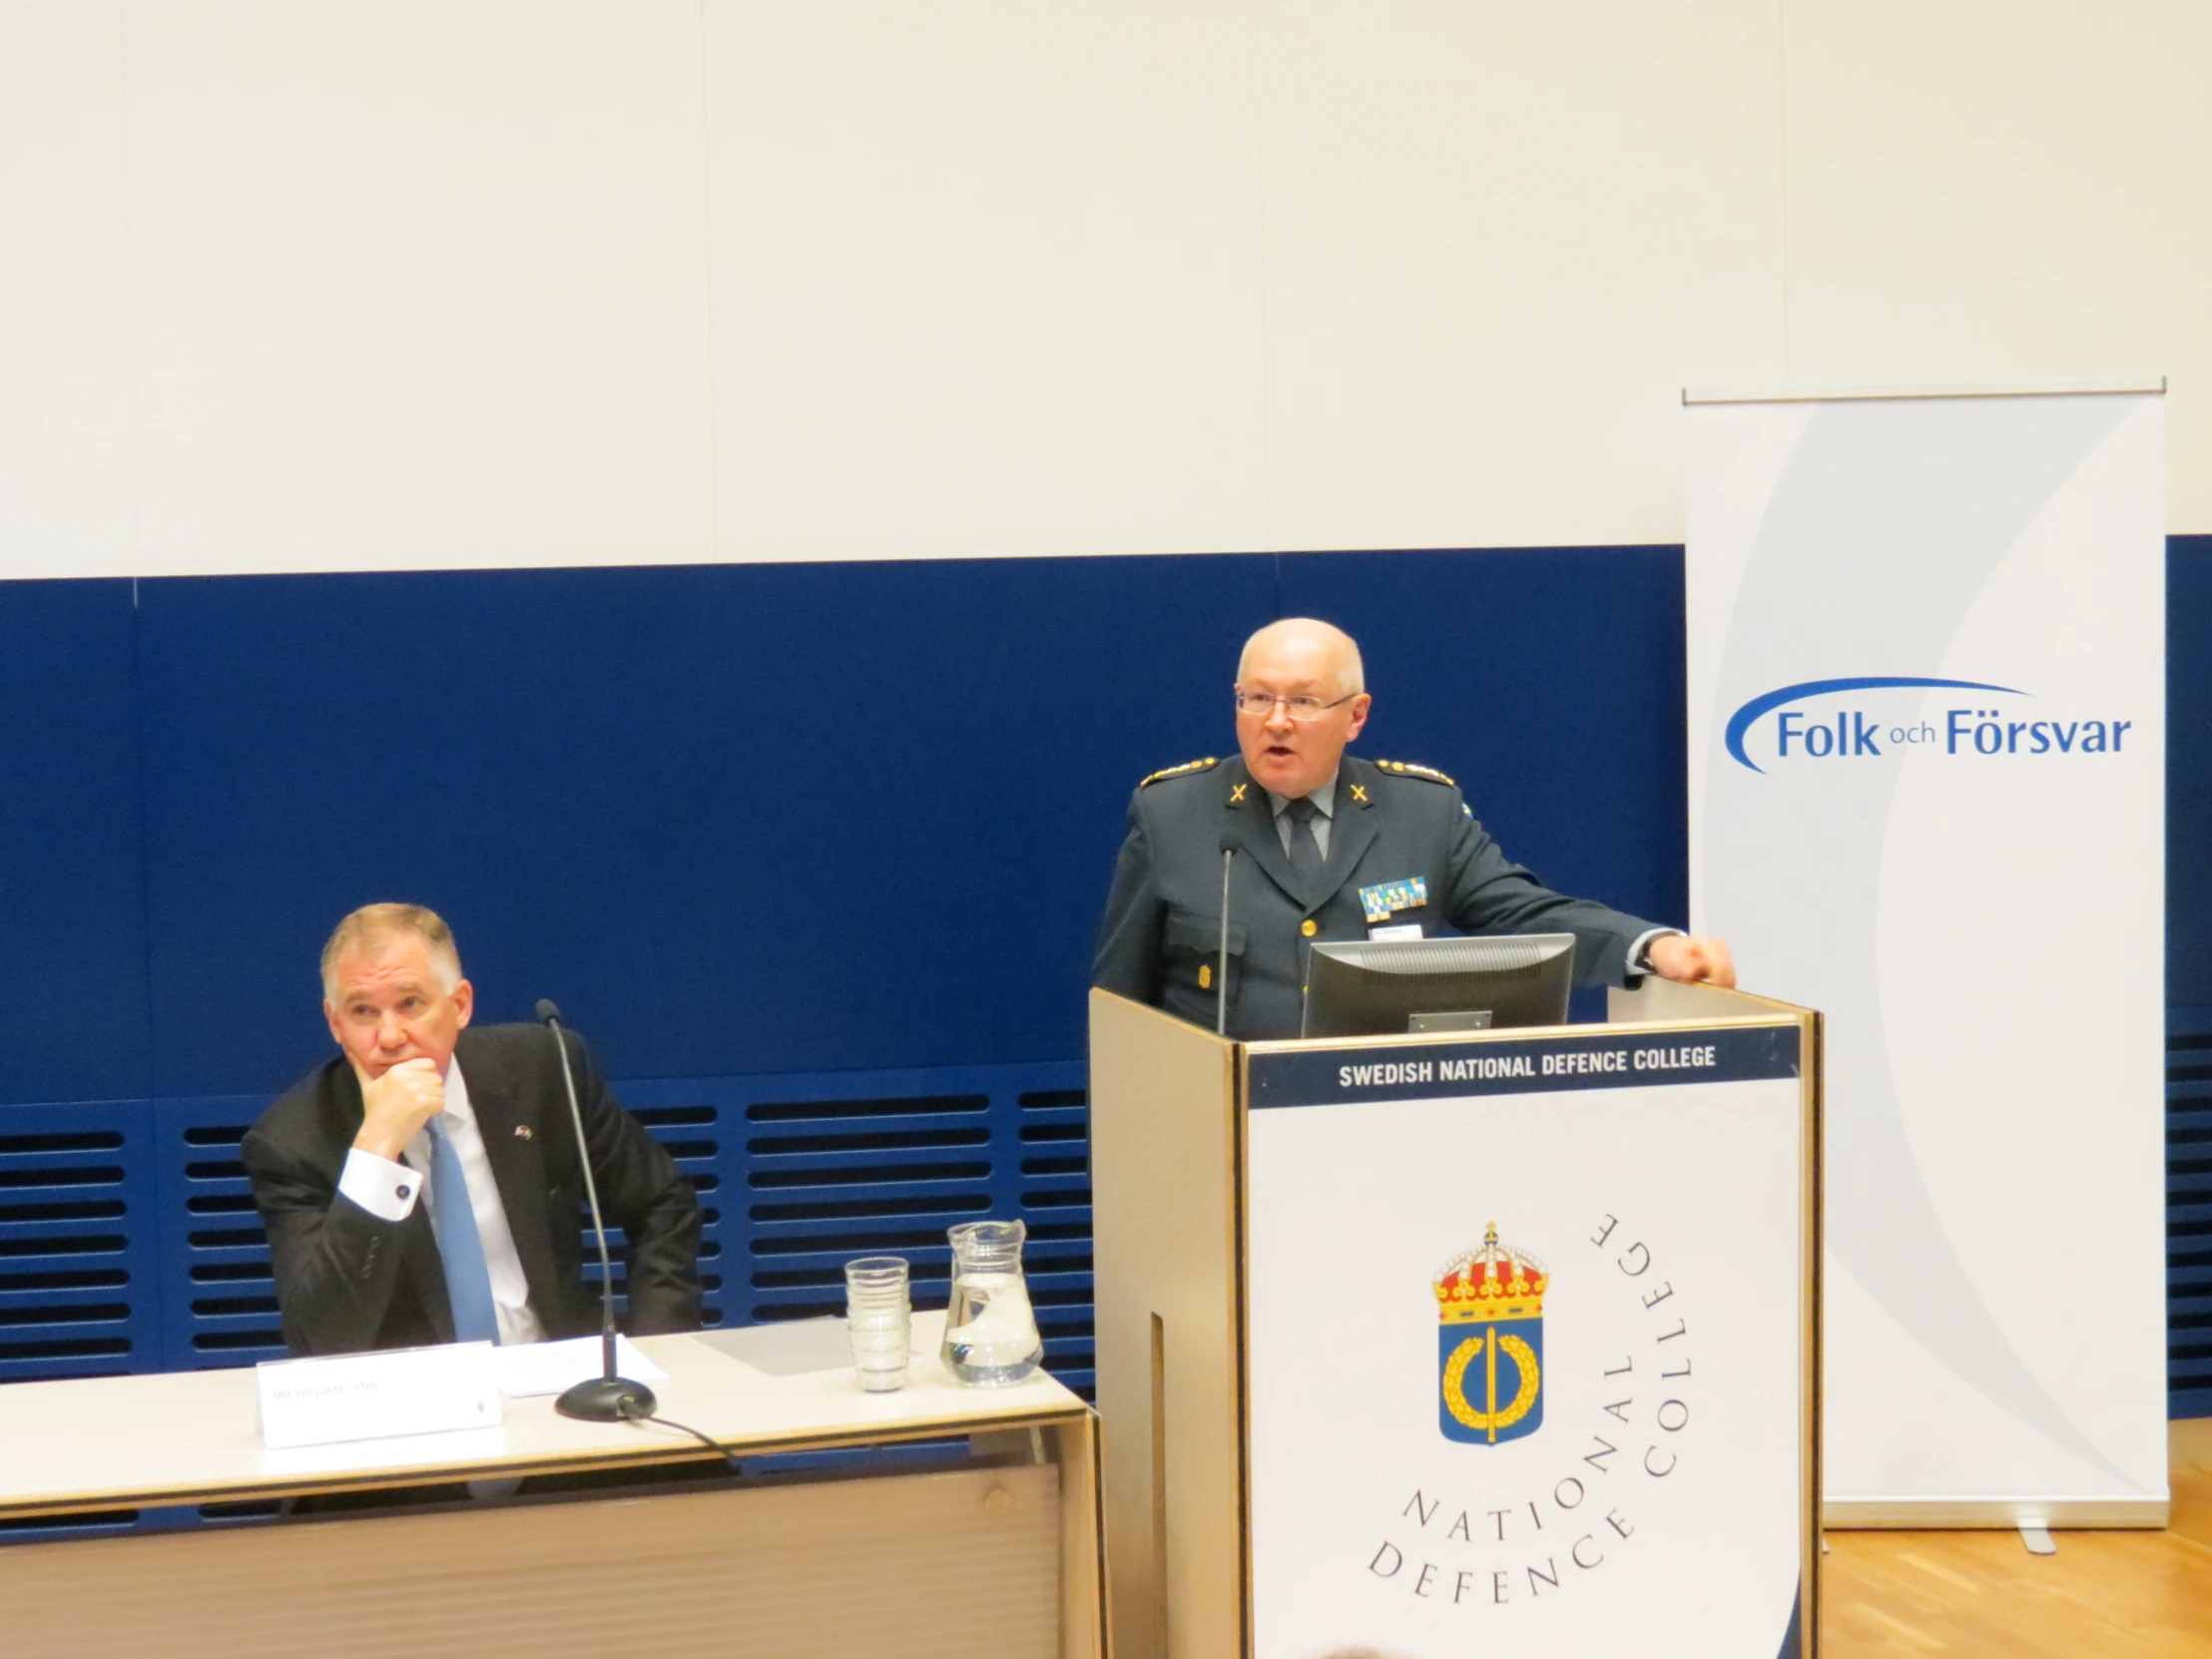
[1645,934,1737,990]
[351,1056,446,1161]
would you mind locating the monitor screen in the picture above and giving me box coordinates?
[1299,932,1577,1039]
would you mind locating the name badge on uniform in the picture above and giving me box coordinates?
[1359,876,1428,924]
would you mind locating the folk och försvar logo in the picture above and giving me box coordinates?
[1434,1223,1546,1445]
[1721,676,2136,773]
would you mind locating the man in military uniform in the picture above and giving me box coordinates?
[1092,618,1735,1039]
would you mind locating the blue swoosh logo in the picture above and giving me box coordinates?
[1724,677,2026,773]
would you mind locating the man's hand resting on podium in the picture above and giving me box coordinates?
[1645,934,1737,990]
[350,1056,446,1162]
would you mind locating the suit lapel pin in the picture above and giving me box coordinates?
[514,1125,533,1140]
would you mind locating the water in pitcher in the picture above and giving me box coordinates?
[941,1220,1044,1386]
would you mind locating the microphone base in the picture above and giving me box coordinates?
[554,1375,658,1422]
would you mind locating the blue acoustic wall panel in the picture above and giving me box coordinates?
[6,537,2207,1513]
[2171,537,2212,1008]
[130,551,1697,1102]
[131,558,1282,1099]
[2169,536,2212,1415]
[0,580,152,1105]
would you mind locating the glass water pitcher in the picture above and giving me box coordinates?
[940,1219,1044,1386]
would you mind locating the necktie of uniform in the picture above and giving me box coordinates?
[1283,794,1325,896]
[423,1116,500,1345]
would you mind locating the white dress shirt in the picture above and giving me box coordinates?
[334,1058,546,1347]
[1269,769,1678,969]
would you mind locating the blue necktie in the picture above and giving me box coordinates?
[423,1116,500,1345]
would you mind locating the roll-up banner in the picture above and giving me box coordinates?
[1685,385,2168,1526]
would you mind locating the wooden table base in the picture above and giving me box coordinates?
[0,1458,1069,1659]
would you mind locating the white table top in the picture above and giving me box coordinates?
[0,1312,1088,1519]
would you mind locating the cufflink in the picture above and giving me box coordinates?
[396,1185,412,1200]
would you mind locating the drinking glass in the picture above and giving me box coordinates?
[844,1256,911,1392]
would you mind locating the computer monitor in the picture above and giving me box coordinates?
[1299,932,1577,1038]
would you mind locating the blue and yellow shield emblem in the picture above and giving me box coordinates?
[1434,1223,1546,1445]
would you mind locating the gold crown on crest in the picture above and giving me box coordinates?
[1433,1223,1547,1324]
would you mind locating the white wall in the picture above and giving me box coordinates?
[3,0,2208,579]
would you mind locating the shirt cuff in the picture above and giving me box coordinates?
[337,1147,422,1223]
[1627,927,1685,976]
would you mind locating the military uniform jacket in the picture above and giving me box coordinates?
[1092,753,1661,1040]
[243,1022,702,1358]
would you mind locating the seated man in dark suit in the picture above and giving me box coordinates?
[244,902,701,1356]
[1093,618,1737,1039]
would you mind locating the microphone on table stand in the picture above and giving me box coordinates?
[535,998,659,1422]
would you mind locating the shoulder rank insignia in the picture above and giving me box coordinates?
[1138,756,1220,789]
[1376,759,1456,787]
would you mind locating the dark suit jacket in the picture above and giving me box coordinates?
[243,1022,702,1357]
[1092,752,1662,1039]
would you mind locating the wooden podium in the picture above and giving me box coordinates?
[1089,980,1822,1659]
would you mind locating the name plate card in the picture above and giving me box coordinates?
[257,1342,503,1450]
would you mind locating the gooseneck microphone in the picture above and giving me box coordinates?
[536,999,659,1422]
[1217,840,1236,1036]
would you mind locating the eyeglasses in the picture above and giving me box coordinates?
[1233,688,1361,722]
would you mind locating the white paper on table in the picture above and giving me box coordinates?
[492,1335,669,1398]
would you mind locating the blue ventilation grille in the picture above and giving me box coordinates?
[616,1060,1093,1397]
[1017,1084,1095,1391]
[2170,1008,2212,1418]
[149,1091,740,1364]
[9,1029,2191,1421]
[0,1497,286,1546]
[0,1102,160,1383]
[0,1061,1096,1407]
[579,1101,730,1331]
[155,1098,283,1370]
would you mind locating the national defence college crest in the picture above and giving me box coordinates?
[1434,1223,1546,1445]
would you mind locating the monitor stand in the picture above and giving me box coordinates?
[1407,1009,1493,1033]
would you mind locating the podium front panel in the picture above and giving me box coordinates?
[1242,1021,1812,1659]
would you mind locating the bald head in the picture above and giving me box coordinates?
[1237,619,1365,700]
[1233,618,1373,798]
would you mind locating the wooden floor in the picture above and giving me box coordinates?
[1820,1420,2212,1656]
